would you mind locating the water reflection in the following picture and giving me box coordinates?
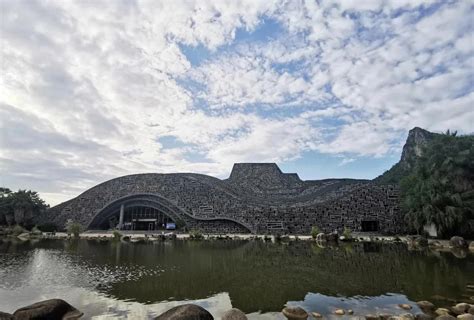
[0,238,473,318]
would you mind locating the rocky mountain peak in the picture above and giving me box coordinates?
[400,127,436,168]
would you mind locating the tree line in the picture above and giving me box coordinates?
[0,188,49,227]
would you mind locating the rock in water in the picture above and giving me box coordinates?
[365,314,381,320]
[468,307,474,315]
[435,316,456,320]
[436,309,451,316]
[452,304,470,315]
[13,299,83,320]
[457,315,474,320]
[155,304,213,320]
[450,236,468,248]
[312,312,322,318]
[399,304,413,310]
[0,311,14,320]
[400,314,415,320]
[222,308,247,320]
[282,306,308,320]
[417,301,435,312]
[415,314,433,320]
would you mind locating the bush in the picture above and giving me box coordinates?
[112,229,122,241]
[31,225,42,235]
[311,226,320,239]
[342,227,352,239]
[189,229,203,240]
[66,220,83,238]
[11,224,26,236]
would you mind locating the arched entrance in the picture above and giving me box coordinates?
[88,194,184,231]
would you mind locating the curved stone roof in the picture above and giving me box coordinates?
[41,163,401,234]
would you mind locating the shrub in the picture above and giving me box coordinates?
[112,229,122,241]
[311,226,320,239]
[189,229,203,240]
[31,225,42,235]
[11,224,26,236]
[342,227,352,239]
[66,220,83,238]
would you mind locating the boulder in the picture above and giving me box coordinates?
[400,314,415,320]
[222,308,247,320]
[282,306,308,320]
[399,304,413,310]
[435,316,456,320]
[468,307,474,315]
[457,315,474,320]
[13,299,83,320]
[334,309,345,315]
[365,314,381,320]
[380,313,393,320]
[450,236,468,248]
[0,311,14,320]
[417,301,435,312]
[416,314,433,320]
[452,304,470,315]
[407,235,428,248]
[311,312,322,318]
[436,309,451,316]
[155,304,213,320]
[469,242,474,251]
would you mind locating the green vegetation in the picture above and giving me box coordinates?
[112,229,122,241]
[342,227,352,240]
[11,224,26,236]
[399,131,474,237]
[311,226,321,239]
[66,219,83,238]
[0,188,49,227]
[189,229,203,240]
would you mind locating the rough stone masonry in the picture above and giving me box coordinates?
[40,163,402,234]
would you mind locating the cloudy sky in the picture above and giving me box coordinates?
[1,0,473,205]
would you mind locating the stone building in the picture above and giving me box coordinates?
[40,163,402,234]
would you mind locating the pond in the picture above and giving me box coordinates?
[0,239,473,319]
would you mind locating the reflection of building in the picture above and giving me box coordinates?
[40,163,402,234]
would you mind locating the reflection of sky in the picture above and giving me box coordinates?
[287,293,423,319]
[0,248,426,319]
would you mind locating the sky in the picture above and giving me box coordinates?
[1,0,473,206]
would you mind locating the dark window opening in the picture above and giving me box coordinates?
[361,220,379,232]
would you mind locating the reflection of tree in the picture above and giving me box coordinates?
[1,240,472,314]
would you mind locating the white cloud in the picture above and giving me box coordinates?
[0,0,472,205]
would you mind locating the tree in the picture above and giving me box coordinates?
[0,188,13,225]
[401,132,474,237]
[0,188,49,226]
[66,219,83,238]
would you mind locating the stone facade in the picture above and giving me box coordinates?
[40,163,402,234]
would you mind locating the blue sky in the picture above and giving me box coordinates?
[1,0,473,204]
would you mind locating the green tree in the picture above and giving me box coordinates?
[8,190,48,226]
[401,132,474,237]
[0,188,13,225]
[66,219,83,238]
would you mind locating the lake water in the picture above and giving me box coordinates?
[0,238,473,319]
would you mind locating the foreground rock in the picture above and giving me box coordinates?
[435,316,456,320]
[221,308,247,320]
[417,301,435,312]
[457,315,474,320]
[155,304,213,320]
[13,299,83,320]
[452,303,471,315]
[282,306,308,319]
[450,236,468,248]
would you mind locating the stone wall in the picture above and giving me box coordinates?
[39,163,402,234]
